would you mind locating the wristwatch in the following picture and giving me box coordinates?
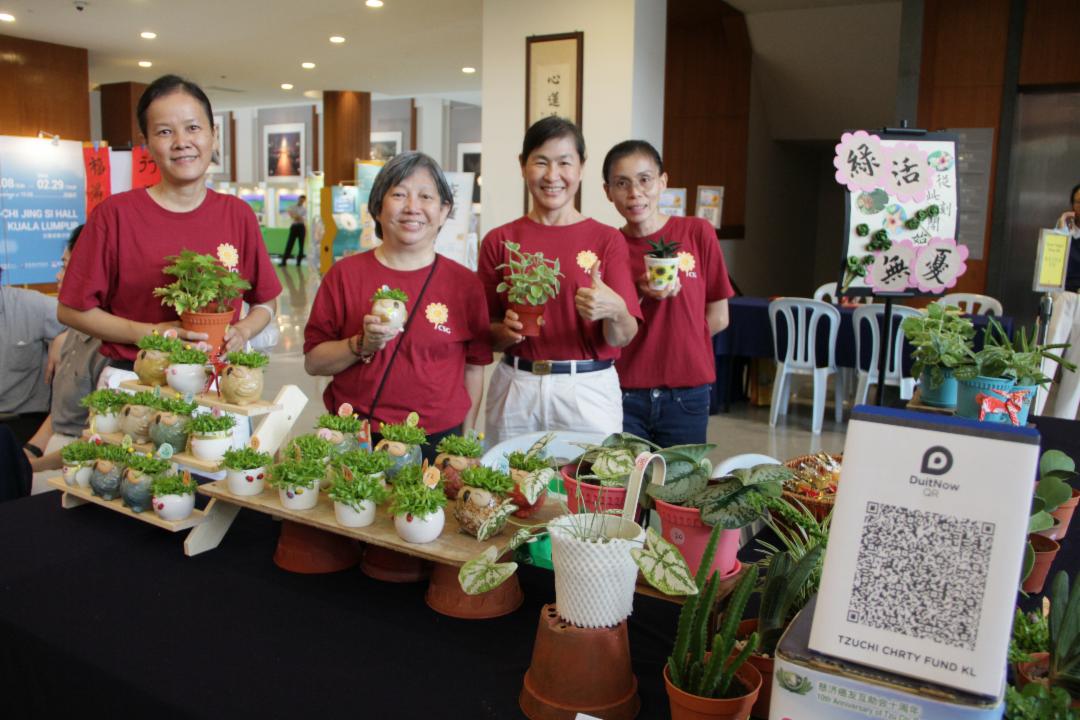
[24,443,43,458]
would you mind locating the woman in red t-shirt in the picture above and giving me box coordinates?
[602,140,734,446]
[479,117,642,446]
[304,152,492,460]
[58,75,281,367]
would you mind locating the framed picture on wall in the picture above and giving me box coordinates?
[457,142,481,204]
[264,122,304,182]
[695,186,724,229]
[370,131,402,162]
[525,31,583,212]
[209,113,226,176]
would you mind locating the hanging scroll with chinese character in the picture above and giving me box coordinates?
[526,32,583,128]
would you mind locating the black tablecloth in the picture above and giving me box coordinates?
[0,494,683,718]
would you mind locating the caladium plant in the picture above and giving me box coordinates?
[648,462,793,529]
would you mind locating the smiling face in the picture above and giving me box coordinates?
[521,135,583,214]
[144,91,217,188]
[376,167,451,250]
[604,152,668,228]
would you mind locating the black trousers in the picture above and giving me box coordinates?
[282,222,306,263]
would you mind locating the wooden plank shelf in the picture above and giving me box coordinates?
[906,388,955,416]
[47,476,208,531]
[80,429,222,474]
[119,380,281,417]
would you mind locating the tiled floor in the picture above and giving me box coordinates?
[265,265,849,466]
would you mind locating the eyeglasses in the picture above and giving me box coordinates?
[610,175,658,193]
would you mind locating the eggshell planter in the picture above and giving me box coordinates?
[225,466,267,496]
[134,348,170,386]
[375,440,422,481]
[93,411,121,434]
[153,492,196,521]
[371,297,407,333]
[334,499,377,528]
[453,486,507,538]
[62,462,93,488]
[219,364,264,406]
[394,508,445,544]
[644,255,680,291]
[166,363,209,396]
[189,430,232,463]
[278,479,321,511]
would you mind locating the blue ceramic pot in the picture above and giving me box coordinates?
[1012,384,1038,426]
[919,368,958,408]
[955,376,1016,422]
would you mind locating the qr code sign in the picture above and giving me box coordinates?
[846,502,994,651]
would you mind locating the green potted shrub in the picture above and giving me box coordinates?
[370,286,409,334]
[186,412,237,463]
[134,331,183,386]
[121,454,172,513]
[221,446,273,496]
[316,412,364,455]
[220,350,268,405]
[1013,571,1080,709]
[390,468,448,544]
[1025,493,1063,594]
[328,462,391,528]
[996,324,1075,426]
[953,316,1020,421]
[268,456,326,511]
[331,448,396,486]
[89,444,131,500]
[374,413,427,480]
[495,241,563,336]
[149,397,199,452]
[453,466,517,540]
[1004,683,1077,719]
[433,433,484,499]
[644,236,681,291]
[1039,450,1080,541]
[119,390,161,444]
[166,344,210,396]
[1011,607,1050,687]
[560,432,653,516]
[60,440,98,488]
[901,303,975,407]
[81,389,129,434]
[153,249,251,354]
[151,471,198,521]
[283,433,334,463]
[507,432,558,517]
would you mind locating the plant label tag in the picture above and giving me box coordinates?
[808,406,1039,697]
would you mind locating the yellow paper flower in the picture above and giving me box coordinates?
[217,243,239,270]
[677,251,696,273]
[576,250,599,271]
[425,302,449,325]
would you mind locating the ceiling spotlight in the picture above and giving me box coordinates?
[461,66,476,74]
[329,35,345,44]
[0,12,15,22]
[281,83,294,90]
[140,31,156,39]
[138,60,153,68]
[301,61,316,69]
[365,0,383,7]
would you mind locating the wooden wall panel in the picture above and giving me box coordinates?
[663,0,750,236]
[1020,0,1080,87]
[0,34,89,140]
[323,91,370,187]
[100,81,147,148]
[918,0,1010,294]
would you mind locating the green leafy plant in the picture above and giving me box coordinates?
[186,413,237,435]
[754,499,830,618]
[333,449,396,478]
[371,286,409,304]
[507,431,557,473]
[151,472,197,497]
[1038,450,1077,516]
[317,413,364,434]
[136,332,183,354]
[61,441,99,464]
[328,470,390,510]
[96,444,131,464]
[668,524,760,699]
[221,447,272,471]
[992,323,1076,387]
[571,433,657,488]
[1047,571,1080,698]
[954,316,1019,382]
[159,397,199,416]
[225,350,269,369]
[379,418,427,446]
[459,466,514,495]
[283,434,333,460]
[649,463,791,529]
[268,457,326,490]
[169,345,209,365]
[495,241,563,306]
[646,236,680,258]
[435,434,484,458]
[392,463,426,487]
[753,546,825,657]
[901,303,976,389]
[127,391,161,408]
[81,389,129,414]
[153,250,251,315]
[1009,608,1050,664]
[1005,683,1077,719]
[389,481,447,518]
[126,454,172,477]
[638,441,714,508]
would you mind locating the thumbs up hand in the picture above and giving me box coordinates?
[575,260,628,322]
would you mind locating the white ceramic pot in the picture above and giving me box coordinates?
[62,463,93,488]
[334,499,377,528]
[394,508,445,544]
[189,431,232,463]
[153,493,196,521]
[225,466,267,496]
[278,479,320,511]
[166,363,208,395]
[643,256,680,291]
[94,411,121,434]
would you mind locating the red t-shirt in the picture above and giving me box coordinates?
[478,217,643,361]
[59,188,282,361]
[616,216,734,389]
[303,252,493,434]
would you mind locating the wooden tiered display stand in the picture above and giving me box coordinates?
[906,387,955,416]
[51,381,308,557]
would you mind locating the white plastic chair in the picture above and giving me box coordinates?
[813,281,872,305]
[852,304,921,405]
[713,453,783,548]
[769,298,844,434]
[937,293,1003,316]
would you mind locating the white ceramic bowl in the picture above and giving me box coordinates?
[278,479,320,510]
[225,466,266,496]
[153,493,196,521]
[394,508,445,544]
[166,363,208,396]
[189,431,232,463]
[334,500,377,528]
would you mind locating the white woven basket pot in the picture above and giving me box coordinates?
[548,512,646,628]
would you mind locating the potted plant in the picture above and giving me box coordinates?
[121,454,172,513]
[561,432,653,516]
[151,472,198,521]
[120,391,161,444]
[1004,683,1077,719]
[268,456,326,511]
[1013,571,1080,709]
[81,389,128,434]
[221,446,273,496]
[60,441,98,488]
[153,248,251,354]
[315,412,364,455]
[149,397,198,451]
[901,303,975,408]
[89,444,131,500]
[953,316,1019,421]
[186,412,237,463]
[333,448,396,486]
[390,465,448,544]
[644,236,681,291]
[328,462,391,528]
[1025,499,1062,594]
[1040,450,1080,540]
[665,526,763,720]
[370,286,409,334]
[374,413,427,481]
[1011,606,1049,687]
[220,350,268,405]
[134,331,182,387]
[1002,326,1076,426]
[283,433,333,464]
[433,433,484,499]
[507,432,558,517]
[166,344,210,396]
[453,466,518,540]
[495,241,563,337]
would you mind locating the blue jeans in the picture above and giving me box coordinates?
[621,384,711,447]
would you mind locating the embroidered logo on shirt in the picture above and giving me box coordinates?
[576,250,599,272]
[217,243,239,270]
[425,302,451,334]
[677,251,696,273]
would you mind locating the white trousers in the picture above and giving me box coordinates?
[1035,291,1080,419]
[484,361,623,448]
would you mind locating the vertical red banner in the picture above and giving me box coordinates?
[131,145,161,189]
[82,142,111,218]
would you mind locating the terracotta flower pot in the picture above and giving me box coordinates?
[273,520,361,574]
[510,302,545,337]
[220,364,264,405]
[737,619,773,719]
[1015,651,1049,690]
[425,561,523,620]
[654,499,741,578]
[434,453,480,500]
[509,467,548,517]
[664,659,762,720]
[1050,488,1080,540]
[1022,534,1061,594]
[1034,518,1064,542]
[560,465,640,521]
[180,309,233,357]
[134,348,170,386]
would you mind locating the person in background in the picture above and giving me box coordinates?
[304,152,491,461]
[479,117,642,447]
[602,140,732,446]
[280,194,307,267]
[1037,182,1080,419]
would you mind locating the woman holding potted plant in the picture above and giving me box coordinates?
[57,74,281,368]
[602,140,733,445]
[479,117,642,447]
[304,152,492,459]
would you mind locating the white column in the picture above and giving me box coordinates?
[415,97,447,167]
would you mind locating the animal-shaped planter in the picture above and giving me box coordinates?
[134,348,171,387]
[434,453,481,500]
[167,363,208,396]
[153,493,195,521]
[120,469,155,513]
[372,297,407,333]
[374,440,421,481]
[220,364,264,406]
[454,486,510,538]
[149,411,191,450]
[90,459,124,500]
[93,411,121,434]
[62,462,94,488]
[120,403,155,443]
